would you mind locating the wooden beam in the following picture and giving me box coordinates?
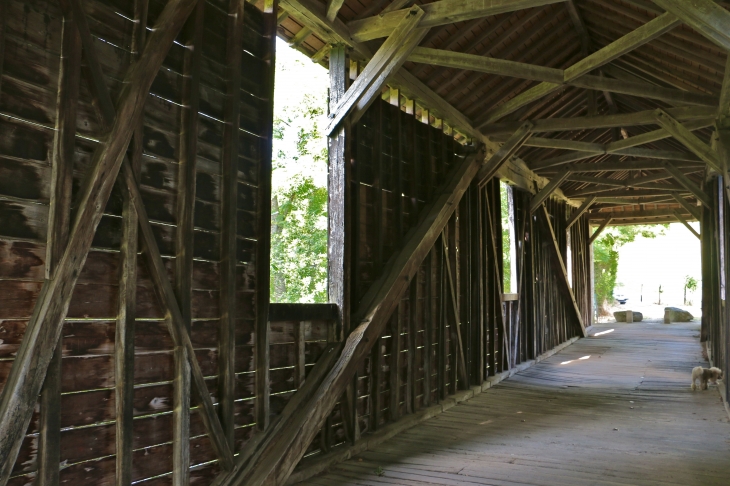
[610,146,700,162]
[173,2,201,483]
[326,6,427,135]
[651,0,730,51]
[481,106,716,135]
[256,0,278,434]
[480,82,564,125]
[530,150,602,171]
[118,1,148,485]
[567,160,700,173]
[530,169,572,213]
[605,119,714,152]
[520,136,605,153]
[220,0,246,445]
[566,188,682,198]
[654,109,723,173]
[0,1,204,483]
[566,196,597,229]
[588,208,696,221]
[665,163,712,208]
[37,12,81,486]
[673,210,701,239]
[566,12,679,81]
[477,123,533,185]
[537,206,587,337]
[589,218,612,244]
[442,237,469,385]
[408,47,717,106]
[216,148,487,486]
[325,0,345,21]
[672,193,702,221]
[347,0,567,42]
[565,0,590,52]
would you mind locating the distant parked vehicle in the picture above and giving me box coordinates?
[614,293,628,305]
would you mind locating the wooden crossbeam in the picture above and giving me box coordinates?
[530,169,572,213]
[477,11,680,124]
[566,160,701,173]
[566,196,597,230]
[442,236,469,384]
[408,47,716,106]
[605,119,714,152]
[654,109,723,173]
[325,6,427,135]
[481,106,716,135]
[348,0,567,42]
[673,210,701,239]
[665,163,712,209]
[0,1,205,483]
[566,187,682,198]
[325,0,345,21]
[588,208,696,222]
[215,147,487,486]
[652,0,730,51]
[589,218,612,244]
[530,151,598,170]
[537,206,587,337]
[520,137,605,153]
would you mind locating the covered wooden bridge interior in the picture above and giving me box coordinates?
[0,0,729,484]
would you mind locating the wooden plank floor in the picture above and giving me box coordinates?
[297,321,730,486]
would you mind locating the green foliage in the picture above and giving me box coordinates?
[271,175,328,303]
[684,275,698,305]
[500,183,511,292]
[593,224,667,313]
[270,52,329,303]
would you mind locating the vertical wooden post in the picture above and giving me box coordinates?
[37,13,81,486]
[370,337,383,431]
[328,44,360,442]
[408,275,418,412]
[173,1,202,482]
[256,0,277,433]
[116,3,148,484]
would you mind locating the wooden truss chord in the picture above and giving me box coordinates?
[326,6,427,135]
[0,1,208,484]
[651,0,730,51]
[408,47,716,107]
[348,0,567,42]
[537,206,587,337]
[481,106,716,136]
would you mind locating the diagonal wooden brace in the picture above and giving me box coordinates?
[477,122,533,185]
[326,5,427,135]
[61,0,234,468]
[213,146,488,486]
[654,109,723,173]
[537,205,587,337]
[0,1,203,483]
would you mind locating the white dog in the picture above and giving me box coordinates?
[691,366,723,390]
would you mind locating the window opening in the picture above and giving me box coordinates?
[500,182,517,293]
[270,38,329,303]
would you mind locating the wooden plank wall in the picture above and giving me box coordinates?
[0,0,272,483]
[286,98,592,469]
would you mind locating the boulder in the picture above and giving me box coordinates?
[664,307,693,323]
[613,310,643,322]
